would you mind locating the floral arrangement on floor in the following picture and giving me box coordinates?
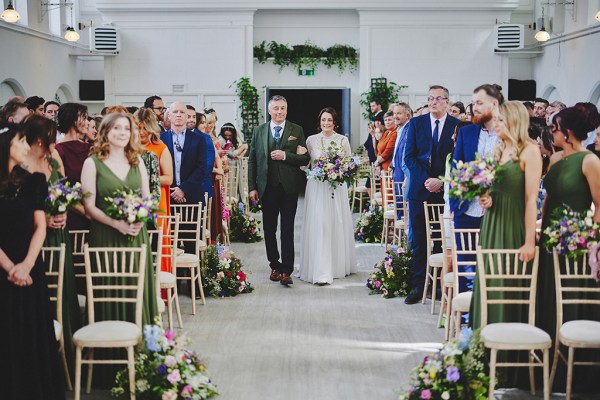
[354,205,383,243]
[399,328,490,400]
[442,154,500,207]
[229,202,263,243]
[112,324,218,400]
[249,199,262,214]
[201,244,254,297]
[366,243,412,298]
[306,141,361,191]
[542,206,600,259]
[46,179,87,215]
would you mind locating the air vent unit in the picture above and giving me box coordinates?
[90,26,120,54]
[494,24,524,51]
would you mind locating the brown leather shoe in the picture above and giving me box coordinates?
[269,270,281,282]
[280,273,293,286]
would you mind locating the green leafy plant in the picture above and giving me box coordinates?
[232,77,261,144]
[354,205,383,243]
[253,40,359,75]
[229,202,263,243]
[366,242,412,298]
[359,77,407,120]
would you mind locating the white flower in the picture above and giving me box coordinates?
[136,379,149,392]
[137,207,149,218]
[127,214,136,223]
[58,205,66,212]
[441,391,450,399]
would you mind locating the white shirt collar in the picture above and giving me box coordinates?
[270,120,286,132]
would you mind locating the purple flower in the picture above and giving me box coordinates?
[157,364,167,374]
[446,365,460,382]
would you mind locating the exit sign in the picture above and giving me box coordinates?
[298,69,315,76]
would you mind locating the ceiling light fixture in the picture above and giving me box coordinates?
[1,1,21,23]
[64,26,80,42]
[535,6,551,42]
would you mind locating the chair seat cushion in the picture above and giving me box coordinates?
[78,294,86,311]
[384,210,396,219]
[354,186,369,193]
[176,248,185,256]
[394,219,404,228]
[73,321,141,347]
[451,291,472,312]
[176,253,199,265]
[560,320,600,346]
[54,320,62,342]
[429,252,444,267]
[443,272,454,285]
[481,323,551,349]
[159,271,177,286]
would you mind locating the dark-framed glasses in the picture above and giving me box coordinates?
[427,96,448,103]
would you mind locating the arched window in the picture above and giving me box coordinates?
[589,81,600,110]
[0,79,26,104]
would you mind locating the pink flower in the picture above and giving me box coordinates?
[164,329,176,344]
[167,369,181,384]
[421,389,432,399]
[162,390,177,400]
[181,385,193,398]
[374,280,381,288]
[164,355,177,367]
[239,285,245,292]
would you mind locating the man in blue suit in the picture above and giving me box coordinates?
[186,105,215,200]
[403,85,460,304]
[450,84,504,292]
[390,102,412,219]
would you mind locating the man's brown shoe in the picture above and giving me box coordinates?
[269,270,281,282]
[280,273,293,286]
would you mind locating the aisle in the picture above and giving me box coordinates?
[177,197,441,400]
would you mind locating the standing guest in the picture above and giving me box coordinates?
[545,101,567,126]
[44,101,60,121]
[470,101,542,329]
[144,95,167,132]
[248,95,310,286]
[449,101,466,120]
[523,101,534,116]
[536,107,600,392]
[590,130,600,158]
[465,103,474,121]
[575,102,600,148]
[533,98,549,118]
[389,103,412,214]
[22,115,81,372]
[25,96,45,116]
[403,85,460,304]
[0,100,29,123]
[194,112,216,200]
[0,122,65,400]
[364,100,384,165]
[374,111,398,171]
[451,84,503,292]
[55,103,90,231]
[205,110,226,243]
[86,114,102,144]
[219,123,248,199]
[298,108,356,285]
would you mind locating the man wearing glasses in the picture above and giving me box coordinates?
[145,95,167,132]
[403,85,460,305]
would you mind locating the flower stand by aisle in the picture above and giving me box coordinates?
[229,202,263,243]
[366,243,412,298]
[399,328,491,400]
[354,205,383,243]
[112,324,218,400]
[201,244,254,297]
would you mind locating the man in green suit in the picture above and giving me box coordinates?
[248,95,311,286]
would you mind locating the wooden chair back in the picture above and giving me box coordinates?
[226,163,239,205]
[171,203,203,254]
[450,228,480,294]
[240,157,249,205]
[370,164,381,200]
[147,228,164,298]
[156,214,180,268]
[380,170,395,215]
[423,202,445,257]
[42,244,67,323]
[476,246,540,327]
[83,245,147,328]
[552,249,600,328]
[69,229,90,281]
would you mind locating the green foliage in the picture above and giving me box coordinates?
[253,40,359,74]
[354,205,383,243]
[366,242,412,298]
[359,77,407,120]
[201,245,254,298]
[232,77,261,144]
[229,203,263,243]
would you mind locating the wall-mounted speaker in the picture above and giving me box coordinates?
[508,79,536,101]
[79,80,105,101]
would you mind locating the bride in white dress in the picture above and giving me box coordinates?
[298,107,357,285]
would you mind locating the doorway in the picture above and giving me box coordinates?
[265,88,351,140]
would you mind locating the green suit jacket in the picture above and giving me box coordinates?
[248,121,310,198]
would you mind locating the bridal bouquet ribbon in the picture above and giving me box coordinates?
[112,323,218,399]
[104,188,160,237]
[542,206,600,259]
[442,154,499,206]
[306,141,361,191]
[46,179,88,216]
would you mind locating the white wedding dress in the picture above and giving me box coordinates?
[298,132,357,284]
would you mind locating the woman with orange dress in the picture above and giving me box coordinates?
[375,111,398,171]
[135,108,174,272]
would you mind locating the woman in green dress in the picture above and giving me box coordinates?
[22,115,82,373]
[470,101,542,329]
[537,107,600,392]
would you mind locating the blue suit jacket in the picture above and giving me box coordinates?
[161,129,207,204]
[392,125,408,184]
[450,124,481,216]
[403,113,460,201]
[194,129,215,199]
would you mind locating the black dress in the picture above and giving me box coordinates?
[0,169,65,399]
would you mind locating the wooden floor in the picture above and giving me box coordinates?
[67,198,596,399]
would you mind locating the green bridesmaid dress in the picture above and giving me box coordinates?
[45,158,82,373]
[537,151,599,393]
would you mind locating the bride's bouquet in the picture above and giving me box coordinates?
[46,179,87,216]
[442,154,499,207]
[306,141,361,190]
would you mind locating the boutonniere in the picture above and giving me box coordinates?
[288,136,298,141]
